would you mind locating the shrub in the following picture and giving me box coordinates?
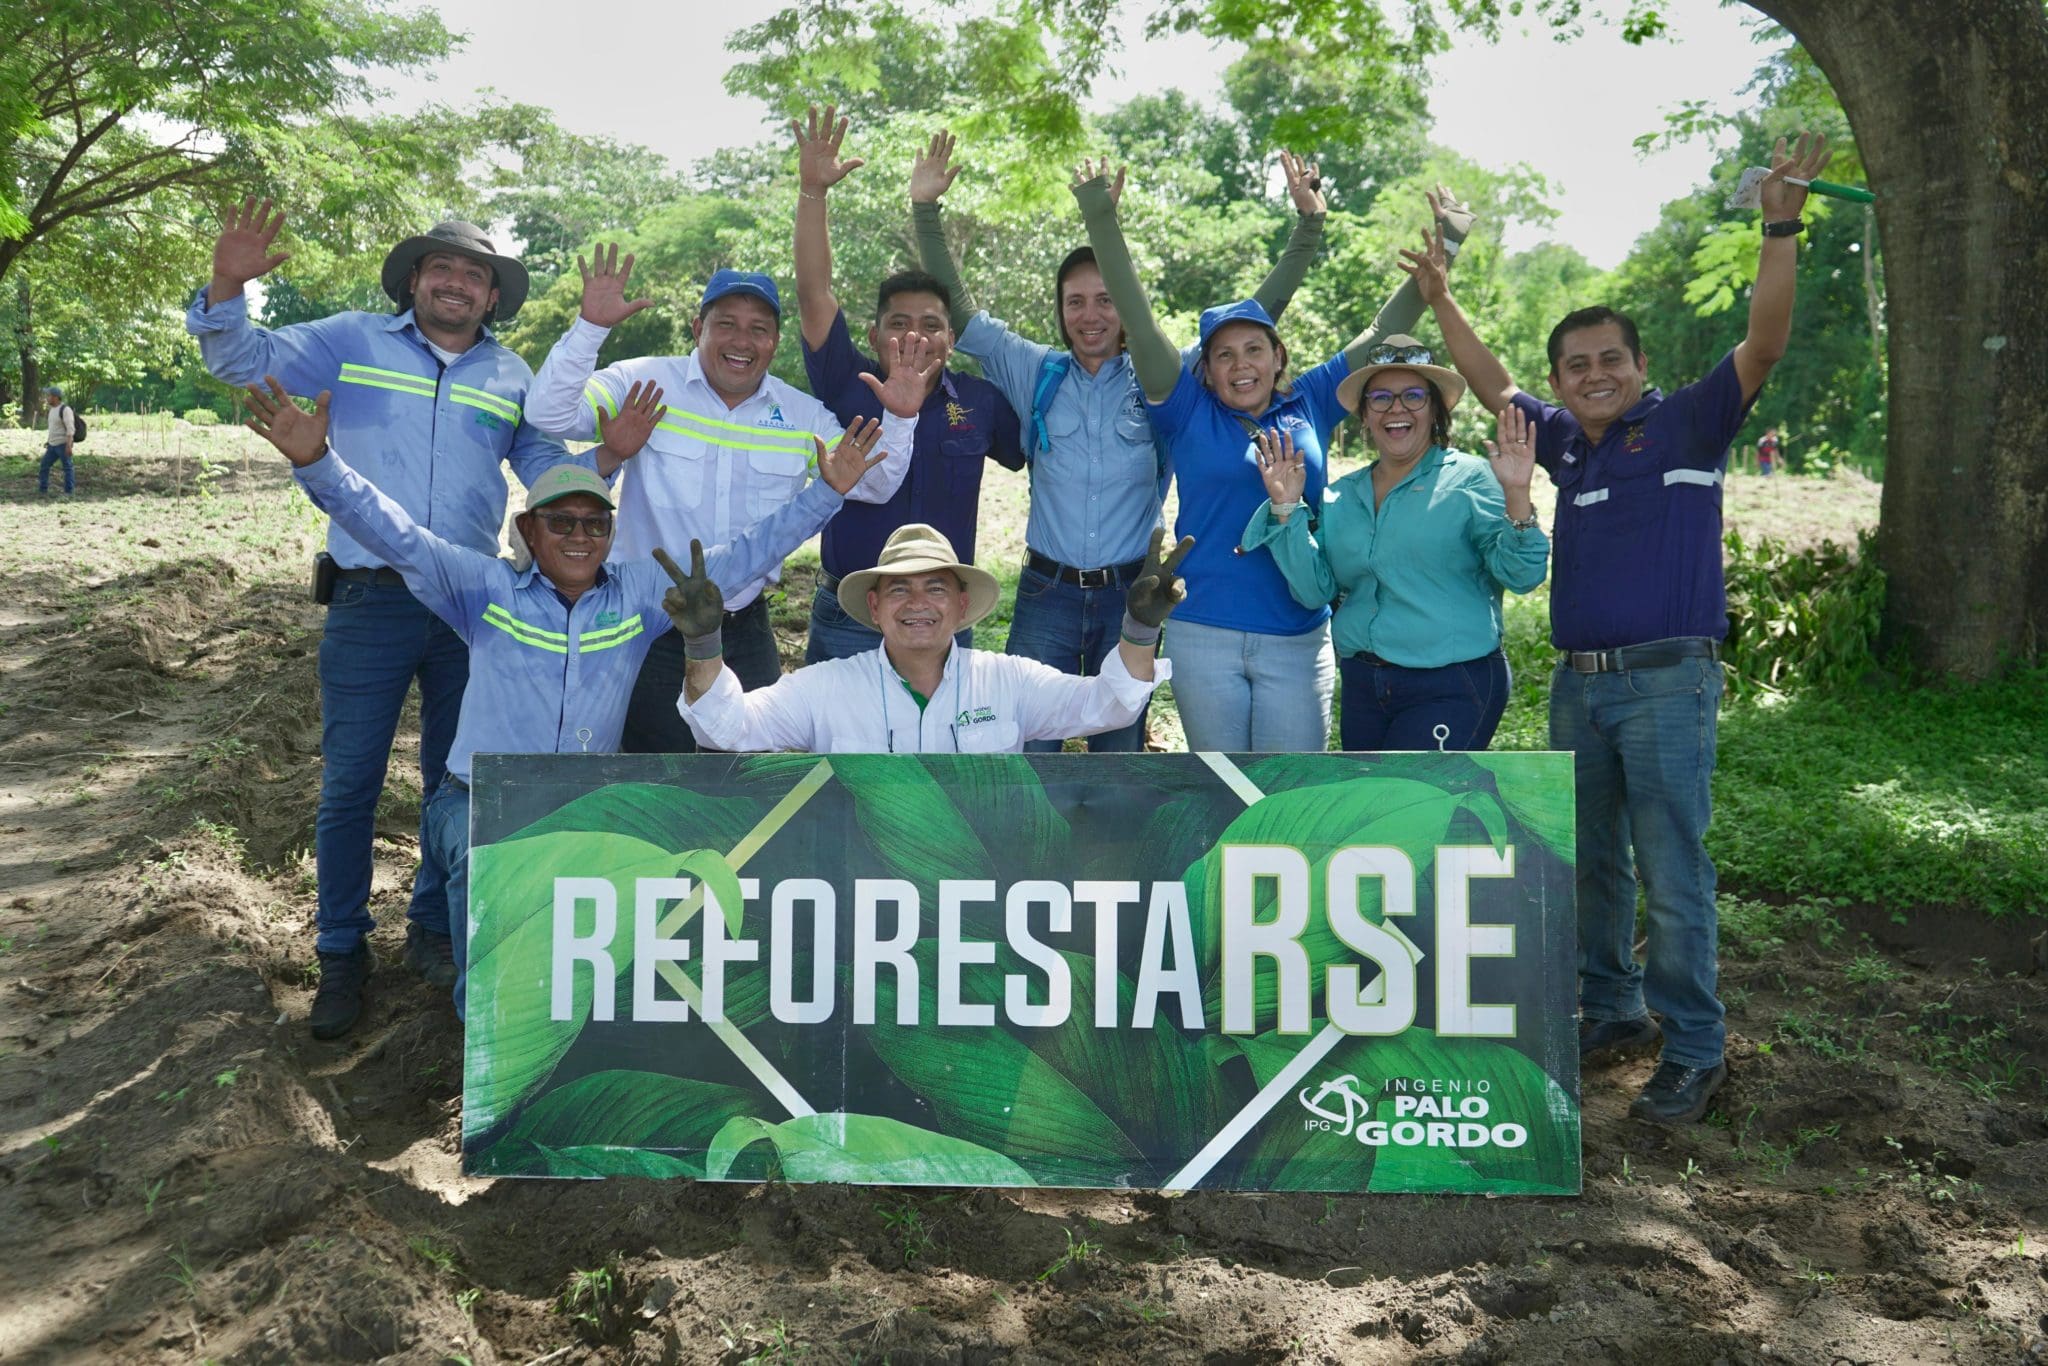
[1721,527,1885,699]
[182,407,222,426]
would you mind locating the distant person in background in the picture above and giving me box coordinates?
[38,385,76,496]
[1755,426,1781,476]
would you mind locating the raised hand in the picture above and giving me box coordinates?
[1396,224,1450,306]
[815,417,890,494]
[654,542,726,643]
[1759,130,1833,220]
[1071,157,1127,210]
[242,376,329,467]
[1125,527,1194,628]
[1253,426,1307,511]
[909,129,960,204]
[576,242,654,329]
[1279,151,1325,215]
[861,332,941,418]
[1484,404,1537,497]
[1429,184,1477,241]
[596,380,667,461]
[211,197,291,295]
[792,103,865,195]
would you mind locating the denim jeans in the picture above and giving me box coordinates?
[314,580,467,954]
[1004,566,1148,753]
[805,578,969,664]
[1550,649,1725,1068]
[1161,617,1333,753]
[423,779,472,1019]
[1338,650,1509,751]
[623,597,781,753]
[39,443,73,494]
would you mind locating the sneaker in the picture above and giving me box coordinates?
[1629,1058,1728,1125]
[309,944,373,1040]
[1579,1014,1661,1066]
[403,922,457,989]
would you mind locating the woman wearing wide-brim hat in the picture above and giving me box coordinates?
[1239,334,1550,751]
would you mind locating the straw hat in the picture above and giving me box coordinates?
[1335,335,1468,413]
[837,524,1001,631]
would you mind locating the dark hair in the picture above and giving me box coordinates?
[1546,305,1642,371]
[875,269,951,322]
[1053,246,1127,353]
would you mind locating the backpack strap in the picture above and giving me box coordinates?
[1028,351,1072,459]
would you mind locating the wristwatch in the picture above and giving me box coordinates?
[1761,218,1806,238]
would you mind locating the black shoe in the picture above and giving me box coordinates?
[310,945,372,1040]
[1629,1058,1728,1125]
[403,923,457,989]
[1579,1014,1661,1066]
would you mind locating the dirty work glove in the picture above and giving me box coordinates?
[1122,527,1194,645]
[654,542,726,660]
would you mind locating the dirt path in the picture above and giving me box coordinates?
[2,447,2044,1364]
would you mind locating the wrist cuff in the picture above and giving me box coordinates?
[684,630,723,662]
[1120,611,1161,647]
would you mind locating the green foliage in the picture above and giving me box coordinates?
[1721,528,1887,698]
[182,409,221,427]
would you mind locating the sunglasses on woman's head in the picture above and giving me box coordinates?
[1365,387,1431,413]
[1363,342,1434,367]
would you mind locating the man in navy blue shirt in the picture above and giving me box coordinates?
[1411,133,1835,1125]
[790,105,1024,662]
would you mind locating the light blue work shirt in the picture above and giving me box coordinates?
[1241,446,1550,667]
[956,312,1166,570]
[293,447,847,782]
[186,289,587,569]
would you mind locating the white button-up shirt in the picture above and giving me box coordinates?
[680,644,1168,754]
[528,317,915,609]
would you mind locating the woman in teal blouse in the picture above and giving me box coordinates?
[1240,337,1548,750]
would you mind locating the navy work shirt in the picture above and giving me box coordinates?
[803,310,1023,575]
[1512,351,1755,651]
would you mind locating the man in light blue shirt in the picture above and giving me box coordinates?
[188,200,635,1039]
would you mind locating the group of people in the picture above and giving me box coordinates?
[193,108,1835,1130]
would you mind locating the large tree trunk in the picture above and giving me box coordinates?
[1752,0,2048,678]
[14,276,35,430]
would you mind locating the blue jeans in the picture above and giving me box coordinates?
[1162,617,1333,753]
[424,779,472,1019]
[314,580,467,954]
[39,443,73,493]
[1550,649,1725,1068]
[806,578,969,663]
[1005,566,1148,752]
[623,598,781,752]
[1338,650,1509,751]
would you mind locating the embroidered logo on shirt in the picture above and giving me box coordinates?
[593,611,620,628]
[473,410,507,431]
[1624,424,1648,454]
[955,705,998,727]
[763,404,796,430]
[946,400,972,430]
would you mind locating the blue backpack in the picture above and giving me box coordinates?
[1027,352,1170,478]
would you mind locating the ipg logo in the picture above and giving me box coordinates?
[1297,1074,1372,1135]
[1298,1074,1529,1150]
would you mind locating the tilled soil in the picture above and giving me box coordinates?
[3,453,2045,1365]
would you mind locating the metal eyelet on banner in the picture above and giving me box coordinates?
[1433,723,1450,752]
[576,727,593,753]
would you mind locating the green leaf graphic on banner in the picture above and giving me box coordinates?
[1469,755,1575,865]
[501,1070,765,1154]
[481,1141,709,1179]
[705,1113,1035,1185]
[496,780,766,852]
[924,754,1072,876]
[828,755,993,912]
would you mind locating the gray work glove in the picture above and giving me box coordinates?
[654,542,726,660]
[1122,527,1194,644]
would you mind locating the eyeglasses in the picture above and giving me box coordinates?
[535,511,614,538]
[1364,387,1432,413]
[1363,342,1434,366]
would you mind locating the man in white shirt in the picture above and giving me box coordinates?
[525,247,936,751]
[39,385,77,496]
[668,522,1191,754]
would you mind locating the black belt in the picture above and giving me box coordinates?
[1027,551,1145,590]
[724,596,766,625]
[1562,638,1720,674]
[335,566,407,587]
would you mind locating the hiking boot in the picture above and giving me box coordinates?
[309,944,372,1040]
[1629,1058,1728,1125]
[403,922,457,989]
[1579,1014,1661,1066]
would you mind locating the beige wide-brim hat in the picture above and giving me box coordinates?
[838,524,1002,632]
[1335,334,1469,414]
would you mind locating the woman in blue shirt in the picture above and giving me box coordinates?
[1241,339,1549,749]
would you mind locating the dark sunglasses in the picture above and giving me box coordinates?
[535,511,614,538]
[1363,342,1435,366]
[1365,387,1432,413]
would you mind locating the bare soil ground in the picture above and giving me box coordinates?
[3,431,2043,1365]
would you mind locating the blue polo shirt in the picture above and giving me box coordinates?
[1512,351,1755,651]
[1151,352,1351,636]
[803,310,1023,575]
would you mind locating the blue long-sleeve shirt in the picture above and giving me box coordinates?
[1241,446,1550,667]
[293,448,847,782]
[186,288,587,568]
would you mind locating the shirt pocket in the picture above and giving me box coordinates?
[639,439,710,509]
[745,446,811,523]
[954,720,1020,753]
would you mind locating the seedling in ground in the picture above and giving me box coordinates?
[875,1198,939,1265]
[144,1178,167,1216]
[557,1256,627,1343]
[408,1235,459,1275]
[1038,1227,1102,1282]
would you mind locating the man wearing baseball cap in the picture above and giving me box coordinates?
[38,385,76,495]
[239,375,897,1015]
[187,199,637,1039]
[526,246,940,754]
[671,521,1190,754]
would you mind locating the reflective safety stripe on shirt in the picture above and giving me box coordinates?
[577,614,645,653]
[338,362,436,399]
[452,384,520,424]
[586,380,819,468]
[481,603,569,653]
[1574,468,1722,508]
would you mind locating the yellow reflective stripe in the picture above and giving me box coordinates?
[451,384,520,423]
[655,417,818,458]
[577,617,646,653]
[481,603,569,652]
[576,613,643,644]
[337,371,437,400]
[340,361,436,388]
[661,407,815,451]
[584,382,617,424]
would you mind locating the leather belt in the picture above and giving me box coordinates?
[335,566,407,587]
[1562,638,1720,674]
[1026,551,1145,590]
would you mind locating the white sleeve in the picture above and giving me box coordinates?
[842,409,917,504]
[679,665,821,753]
[1007,647,1167,743]
[527,317,626,440]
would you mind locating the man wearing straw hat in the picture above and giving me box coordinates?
[673,523,1192,754]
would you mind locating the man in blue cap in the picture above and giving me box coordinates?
[527,246,939,752]
[38,385,77,495]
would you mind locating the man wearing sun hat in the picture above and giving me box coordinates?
[187,198,639,1038]
[238,375,895,1016]
[671,522,1191,754]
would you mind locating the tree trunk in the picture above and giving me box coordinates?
[15,276,35,430]
[1752,0,2048,678]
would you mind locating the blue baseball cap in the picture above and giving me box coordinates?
[43,384,61,398]
[699,269,782,318]
[1198,298,1277,350]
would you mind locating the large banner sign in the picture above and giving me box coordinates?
[461,752,1579,1194]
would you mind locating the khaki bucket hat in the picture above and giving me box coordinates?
[837,524,1001,631]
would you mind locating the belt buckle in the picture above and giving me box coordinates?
[1075,566,1111,590]
[1567,650,1606,673]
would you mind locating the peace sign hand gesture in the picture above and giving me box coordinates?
[792,103,865,195]
[1253,426,1307,512]
[577,242,654,329]
[815,417,891,494]
[653,541,726,645]
[1124,527,1194,629]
